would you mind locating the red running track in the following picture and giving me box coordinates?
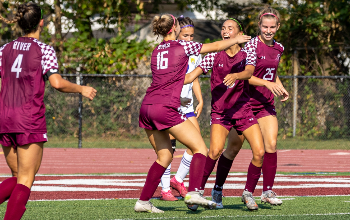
[0,149,349,174]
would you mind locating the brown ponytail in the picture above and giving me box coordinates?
[152,14,178,37]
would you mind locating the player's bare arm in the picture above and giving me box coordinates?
[248,75,285,97]
[48,74,97,100]
[192,77,203,118]
[200,35,251,54]
[223,65,255,87]
[184,67,203,84]
[275,76,289,102]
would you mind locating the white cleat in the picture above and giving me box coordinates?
[211,189,224,209]
[134,200,164,213]
[241,190,258,210]
[185,191,216,210]
[186,190,204,211]
[261,190,283,206]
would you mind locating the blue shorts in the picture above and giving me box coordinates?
[185,112,196,118]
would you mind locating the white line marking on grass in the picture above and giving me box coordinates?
[330,152,350,155]
[31,186,138,192]
[280,198,295,200]
[278,150,291,153]
[113,213,350,220]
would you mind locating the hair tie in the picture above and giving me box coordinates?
[181,24,194,29]
[180,15,184,18]
[259,13,278,21]
[229,18,244,35]
[167,14,176,34]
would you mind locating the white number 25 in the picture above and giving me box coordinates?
[263,68,275,81]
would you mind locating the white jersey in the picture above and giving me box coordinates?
[179,54,202,114]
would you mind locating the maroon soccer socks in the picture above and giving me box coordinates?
[262,152,277,191]
[244,162,262,193]
[4,183,31,220]
[214,154,233,191]
[188,153,207,192]
[0,177,17,205]
[200,156,217,190]
[140,162,166,201]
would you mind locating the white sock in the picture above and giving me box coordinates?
[175,151,193,183]
[161,163,171,191]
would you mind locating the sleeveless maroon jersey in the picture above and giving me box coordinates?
[199,47,256,119]
[246,36,284,108]
[0,37,58,133]
[142,40,202,108]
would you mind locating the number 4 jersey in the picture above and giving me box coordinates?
[246,36,284,108]
[0,37,59,133]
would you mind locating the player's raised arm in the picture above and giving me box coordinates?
[200,35,251,54]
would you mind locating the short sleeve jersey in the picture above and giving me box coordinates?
[179,54,202,114]
[247,36,284,108]
[142,40,203,108]
[0,37,59,133]
[199,46,256,119]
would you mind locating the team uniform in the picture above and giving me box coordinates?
[199,48,257,135]
[179,55,202,117]
[246,36,284,118]
[0,37,58,147]
[139,40,202,130]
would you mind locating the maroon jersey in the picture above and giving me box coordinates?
[245,36,284,108]
[199,47,256,119]
[142,40,202,108]
[0,37,58,133]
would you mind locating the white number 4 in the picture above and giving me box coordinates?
[157,51,168,70]
[11,54,23,78]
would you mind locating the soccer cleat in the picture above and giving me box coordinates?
[185,191,216,210]
[170,176,188,198]
[187,190,204,211]
[134,200,164,213]
[261,190,283,206]
[160,190,178,201]
[241,190,258,210]
[211,189,224,209]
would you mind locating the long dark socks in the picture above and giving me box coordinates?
[188,153,206,192]
[200,156,217,189]
[4,184,31,220]
[140,162,166,201]
[244,162,262,193]
[214,154,233,191]
[262,152,277,191]
[0,177,17,204]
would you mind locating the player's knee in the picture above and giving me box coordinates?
[209,148,223,160]
[253,150,265,162]
[265,140,277,152]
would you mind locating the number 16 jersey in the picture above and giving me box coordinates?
[0,37,59,133]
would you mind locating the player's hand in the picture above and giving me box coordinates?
[265,82,286,98]
[195,102,203,118]
[180,97,192,107]
[234,35,251,44]
[81,86,97,100]
[223,73,238,87]
[280,88,289,102]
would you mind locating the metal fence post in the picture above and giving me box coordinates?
[77,73,83,149]
[293,50,298,137]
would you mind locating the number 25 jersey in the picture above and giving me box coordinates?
[0,37,59,133]
[246,36,284,108]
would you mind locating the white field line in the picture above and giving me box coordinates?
[113,212,350,220]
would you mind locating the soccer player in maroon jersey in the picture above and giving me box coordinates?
[160,16,203,201]
[180,18,266,211]
[0,3,96,219]
[134,14,251,213]
[213,7,289,210]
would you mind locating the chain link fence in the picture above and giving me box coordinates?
[44,73,350,148]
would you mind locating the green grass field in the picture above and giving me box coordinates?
[4,196,349,220]
[46,136,350,150]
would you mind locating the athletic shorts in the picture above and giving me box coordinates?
[185,112,196,118]
[139,104,187,130]
[252,105,276,119]
[210,112,258,135]
[0,133,48,148]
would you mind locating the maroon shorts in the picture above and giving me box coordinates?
[0,133,48,148]
[211,112,258,135]
[252,104,276,119]
[139,104,187,130]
